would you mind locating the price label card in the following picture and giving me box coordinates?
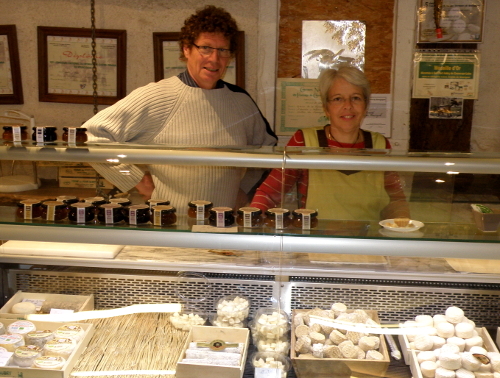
[255,367,282,378]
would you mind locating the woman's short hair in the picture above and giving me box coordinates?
[318,65,371,108]
[179,5,239,61]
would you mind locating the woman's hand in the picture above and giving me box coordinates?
[135,172,155,201]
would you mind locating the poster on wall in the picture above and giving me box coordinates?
[412,50,480,99]
[417,0,484,43]
[0,25,23,104]
[275,78,391,137]
[429,97,464,119]
[37,26,126,105]
[301,20,365,79]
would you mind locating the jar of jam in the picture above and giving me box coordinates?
[147,199,170,209]
[236,207,263,228]
[125,204,150,225]
[16,200,43,219]
[41,200,67,221]
[151,205,177,226]
[188,200,213,220]
[109,198,132,207]
[97,203,125,224]
[68,203,94,224]
[62,127,87,144]
[84,196,107,215]
[56,195,79,211]
[32,127,57,143]
[292,209,319,230]
[264,208,291,229]
[3,126,28,142]
[209,207,235,228]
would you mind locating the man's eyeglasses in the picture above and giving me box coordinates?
[192,43,232,58]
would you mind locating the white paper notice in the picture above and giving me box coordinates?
[255,367,282,378]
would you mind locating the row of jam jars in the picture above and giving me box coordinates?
[2,126,87,145]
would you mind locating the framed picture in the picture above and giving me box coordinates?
[37,26,126,105]
[153,31,245,88]
[417,0,484,43]
[0,25,23,104]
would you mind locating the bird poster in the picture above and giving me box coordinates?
[302,20,366,79]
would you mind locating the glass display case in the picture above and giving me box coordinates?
[2,141,500,377]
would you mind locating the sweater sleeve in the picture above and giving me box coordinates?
[83,79,181,192]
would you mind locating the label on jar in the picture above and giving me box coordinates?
[302,213,311,230]
[275,212,283,229]
[47,204,55,221]
[12,126,21,142]
[244,211,252,228]
[68,127,76,145]
[36,127,44,143]
[216,210,225,227]
[77,207,86,223]
[105,208,113,224]
[154,209,161,225]
[196,204,204,221]
[129,208,137,225]
[23,204,32,219]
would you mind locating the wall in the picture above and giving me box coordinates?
[0,0,267,127]
[1,0,499,153]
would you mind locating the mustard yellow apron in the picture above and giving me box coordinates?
[301,127,389,220]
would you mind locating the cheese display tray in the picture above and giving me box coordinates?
[399,326,498,365]
[290,309,390,378]
[0,318,94,378]
[176,325,250,378]
[0,291,94,320]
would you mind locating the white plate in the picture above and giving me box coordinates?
[378,219,424,233]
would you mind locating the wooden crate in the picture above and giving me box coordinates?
[400,326,498,366]
[291,309,390,378]
[0,318,94,378]
[176,325,249,378]
[0,291,94,320]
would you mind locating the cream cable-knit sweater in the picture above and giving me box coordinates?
[84,76,276,209]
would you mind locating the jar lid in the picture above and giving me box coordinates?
[84,196,106,204]
[128,204,149,210]
[63,127,87,131]
[237,206,262,215]
[188,200,213,208]
[32,126,57,130]
[152,205,176,213]
[56,195,79,203]
[99,203,122,209]
[41,200,65,208]
[147,199,170,205]
[3,125,27,130]
[210,206,233,214]
[109,198,131,205]
[17,199,41,206]
[265,208,290,216]
[71,202,93,209]
[292,209,318,217]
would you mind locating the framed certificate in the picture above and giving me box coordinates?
[37,26,126,105]
[0,25,23,104]
[417,0,485,43]
[153,31,245,88]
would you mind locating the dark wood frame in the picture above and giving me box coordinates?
[0,25,23,104]
[37,26,126,105]
[153,31,245,88]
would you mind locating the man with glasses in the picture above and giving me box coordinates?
[84,5,277,210]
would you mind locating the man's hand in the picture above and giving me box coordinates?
[135,172,155,201]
